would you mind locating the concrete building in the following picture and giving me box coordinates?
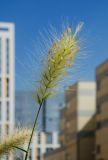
[15,92,61,160]
[16,132,59,160]
[0,22,15,159]
[44,82,96,160]
[96,60,108,160]
[15,91,63,132]
[15,91,37,127]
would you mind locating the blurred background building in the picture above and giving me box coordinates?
[0,22,15,160]
[96,60,108,160]
[15,91,63,160]
[44,82,96,160]
[16,132,59,160]
[0,21,108,160]
[15,91,64,132]
[15,91,37,127]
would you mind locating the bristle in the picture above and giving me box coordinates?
[33,23,82,104]
[0,128,31,157]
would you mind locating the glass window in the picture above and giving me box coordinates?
[6,38,9,74]
[96,145,101,154]
[102,119,108,128]
[37,148,41,160]
[38,133,41,144]
[0,28,9,31]
[46,132,52,144]
[97,104,101,114]
[0,78,2,97]
[6,101,9,121]
[0,38,1,74]
[29,149,32,160]
[97,80,101,91]
[0,124,1,136]
[5,155,9,160]
[46,148,53,153]
[96,122,101,130]
[0,101,1,120]
[5,78,9,97]
[5,124,9,135]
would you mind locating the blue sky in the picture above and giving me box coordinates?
[0,0,108,90]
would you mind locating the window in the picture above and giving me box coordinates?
[37,148,41,160]
[46,132,52,144]
[65,153,69,160]
[97,80,101,91]
[0,101,1,120]
[5,78,9,97]
[29,149,32,160]
[0,38,1,74]
[6,102,9,121]
[0,125,1,136]
[97,104,101,114]
[46,148,53,153]
[79,89,95,96]
[5,124,9,135]
[6,38,9,74]
[96,145,101,154]
[102,119,108,128]
[38,133,41,144]
[0,78,2,97]
[0,28,9,31]
[5,155,9,160]
[96,122,101,130]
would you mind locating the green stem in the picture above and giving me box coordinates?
[24,68,53,160]
[13,146,27,153]
[24,100,44,160]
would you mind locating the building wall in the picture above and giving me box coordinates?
[44,147,65,160]
[78,115,96,160]
[44,82,96,160]
[77,82,96,131]
[0,22,15,160]
[15,132,59,160]
[96,60,108,160]
[15,91,64,132]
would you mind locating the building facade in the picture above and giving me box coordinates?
[0,22,15,159]
[96,60,108,160]
[15,91,37,127]
[44,82,96,160]
[15,91,64,132]
[15,132,59,160]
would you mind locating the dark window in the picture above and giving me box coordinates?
[5,78,9,97]
[97,80,101,91]
[29,149,32,160]
[46,132,52,144]
[96,145,101,154]
[102,119,108,128]
[6,102,9,121]
[96,122,101,129]
[0,38,1,74]
[0,78,2,97]
[6,38,10,74]
[0,102,1,120]
[46,148,53,153]
[37,148,41,160]
[38,133,41,144]
[0,125,1,136]
[5,124,9,135]
[65,153,69,160]
[0,28,9,31]
[6,155,9,160]
[97,104,101,114]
